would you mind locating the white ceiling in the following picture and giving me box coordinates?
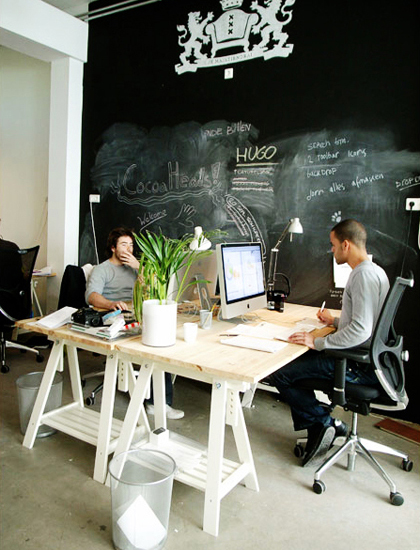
[42,1,93,17]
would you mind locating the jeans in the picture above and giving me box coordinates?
[268,350,380,432]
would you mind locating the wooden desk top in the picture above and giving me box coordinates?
[115,303,338,385]
[17,303,338,383]
[16,318,139,352]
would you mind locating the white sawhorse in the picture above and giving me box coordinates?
[107,359,259,537]
[22,337,148,484]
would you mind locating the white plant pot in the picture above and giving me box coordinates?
[142,299,177,347]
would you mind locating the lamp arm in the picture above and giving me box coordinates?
[267,248,279,287]
[273,220,292,250]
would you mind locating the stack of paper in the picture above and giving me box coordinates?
[36,306,77,328]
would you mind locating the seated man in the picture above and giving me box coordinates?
[86,227,184,420]
[85,227,139,311]
[269,219,389,467]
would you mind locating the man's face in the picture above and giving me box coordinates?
[112,236,134,261]
[330,231,347,265]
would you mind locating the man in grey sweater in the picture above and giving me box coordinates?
[85,227,139,311]
[86,227,184,420]
[270,219,389,467]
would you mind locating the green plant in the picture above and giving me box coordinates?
[132,229,222,321]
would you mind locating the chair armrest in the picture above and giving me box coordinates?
[326,347,370,363]
[0,303,17,323]
[325,347,370,407]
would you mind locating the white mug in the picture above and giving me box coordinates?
[183,322,198,343]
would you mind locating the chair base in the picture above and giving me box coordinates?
[309,413,412,505]
[1,339,44,373]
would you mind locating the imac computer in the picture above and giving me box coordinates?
[168,250,218,309]
[216,242,267,319]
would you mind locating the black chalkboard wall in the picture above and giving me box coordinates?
[80,0,420,421]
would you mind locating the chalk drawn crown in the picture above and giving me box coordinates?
[220,0,243,11]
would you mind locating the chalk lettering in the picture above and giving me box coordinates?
[347,148,367,158]
[352,173,384,189]
[317,151,340,161]
[307,140,331,151]
[204,128,223,137]
[227,121,251,135]
[329,182,346,193]
[306,167,337,178]
[236,145,277,163]
[334,137,348,145]
[138,209,167,229]
[307,188,325,201]
[395,174,420,189]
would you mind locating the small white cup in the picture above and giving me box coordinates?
[183,322,198,343]
[199,309,212,329]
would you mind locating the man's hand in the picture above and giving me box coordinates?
[317,308,335,326]
[110,300,130,311]
[119,251,140,270]
[288,331,316,349]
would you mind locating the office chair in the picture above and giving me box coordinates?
[294,273,414,505]
[57,264,105,404]
[0,245,44,373]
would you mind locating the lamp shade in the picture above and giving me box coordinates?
[288,218,303,235]
[189,226,211,251]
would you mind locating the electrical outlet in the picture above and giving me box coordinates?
[405,198,420,211]
[224,68,233,79]
[89,194,100,203]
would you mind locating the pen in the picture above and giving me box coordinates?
[320,301,326,312]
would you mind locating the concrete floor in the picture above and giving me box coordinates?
[1,344,420,550]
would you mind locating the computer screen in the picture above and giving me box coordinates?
[216,242,267,319]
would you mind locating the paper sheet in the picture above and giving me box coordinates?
[221,335,288,353]
[117,494,166,549]
[35,306,77,328]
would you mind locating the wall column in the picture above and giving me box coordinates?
[47,56,84,311]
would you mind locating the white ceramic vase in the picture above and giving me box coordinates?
[141,299,177,347]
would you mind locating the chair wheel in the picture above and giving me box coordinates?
[1,364,10,373]
[36,354,44,363]
[313,480,326,494]
[294,444,305,458]
[402,458,413,472]
[85,396,95,406]
[390,492,404,506]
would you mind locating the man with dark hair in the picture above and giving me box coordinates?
[86,227,139,311]
[270,219,389,467]
[85,227,184,419]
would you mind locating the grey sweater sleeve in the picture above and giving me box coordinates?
[314,262,389,351]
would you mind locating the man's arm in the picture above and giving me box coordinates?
[87,292,130,311]
[314,270,381,351]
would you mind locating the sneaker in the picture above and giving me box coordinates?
[302,424,335,468]
[145,404,184,420]
[333,419,349,439]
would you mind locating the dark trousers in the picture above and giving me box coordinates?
[268,350,379,432]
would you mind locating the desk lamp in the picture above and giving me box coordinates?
[267,218,303,311]
[190,226,211,251]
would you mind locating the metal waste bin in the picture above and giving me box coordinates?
[109,449,176,550]
[16,371,63,437]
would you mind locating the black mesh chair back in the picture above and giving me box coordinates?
[0,246,39,326]
[369,274,413,406]
[0,246,42,373]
